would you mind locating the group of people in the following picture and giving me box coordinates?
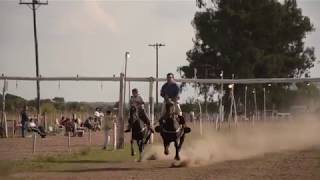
[20,106,46,138]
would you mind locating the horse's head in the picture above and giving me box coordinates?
[160,99,180,132]
[130,106,145,133]
[130,106,137,116]
[165,98,175,117]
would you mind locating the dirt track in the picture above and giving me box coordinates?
[1,120,320,180]
[10,148,320,180]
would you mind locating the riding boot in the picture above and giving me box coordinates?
[178,115,191,133]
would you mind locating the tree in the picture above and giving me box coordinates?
[0,93,27,112]
[180,0,317,110]
[41,102,56,114]
[53,97,65,112]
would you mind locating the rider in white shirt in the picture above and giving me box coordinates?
[125,88,154,133]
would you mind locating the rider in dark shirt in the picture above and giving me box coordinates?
[20,105,29,138]
[160,73,186,126]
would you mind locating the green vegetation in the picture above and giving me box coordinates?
[0,94,116,114]
[180,0,319,111]
[0,145,135,178]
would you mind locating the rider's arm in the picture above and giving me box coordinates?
[173,83,180,99]
[160,83,167,98]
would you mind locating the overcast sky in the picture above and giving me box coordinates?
[0,0,319,102]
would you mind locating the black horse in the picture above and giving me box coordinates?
[156,99,190,161]
[130,106,152,162]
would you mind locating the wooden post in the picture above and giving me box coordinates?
[149,78,154,143]
[68,132,71,152]
[43,112,47,131]
[88,129,92,145]
[253,88,257,127]
[263,88,266,121]
[228,87,233,129]
[234,91,238,126]
[2,78,8,138]
[218,71,224,131]
[244,86,247,121]
[113,122,117,150]
[198,101,203,135]
[12,120,15,137]
[117,73,124,149]
[32,133,37,154]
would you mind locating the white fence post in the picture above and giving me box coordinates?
[32,133,37,154]
[113,122,117,150]
[68,132,71,152]
[149,78,154,143]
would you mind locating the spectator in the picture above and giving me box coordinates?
[20,105,29,138]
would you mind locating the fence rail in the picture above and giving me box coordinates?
[1,75,320,84]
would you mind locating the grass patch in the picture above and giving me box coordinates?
[0,144,138,177]
[34,145,135,163]
[0,161,13,177]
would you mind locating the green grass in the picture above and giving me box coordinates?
[0,144,137,178]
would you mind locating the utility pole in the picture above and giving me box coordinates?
[19,0,48,122]
[1,75,8,138]
[204,67,210,122]
[124,51,130,109]
[148,43,165,116]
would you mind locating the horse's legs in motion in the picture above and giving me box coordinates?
[138,140,144,162]
[131,139,135,156]
[164,140,170,155]
[144,130,151,145]
[174,140,180,161]
[178,134,185,151]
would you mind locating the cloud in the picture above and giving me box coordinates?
[53,1,118,35]
[83,1,118,33]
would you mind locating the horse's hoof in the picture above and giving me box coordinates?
[164,149,169,155]
[174,156,180,161]
[184,127,191,133]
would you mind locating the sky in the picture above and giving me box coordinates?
[0,0,320,103]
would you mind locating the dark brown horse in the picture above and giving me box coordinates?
[130,106,152,162]
[156,99,190,161]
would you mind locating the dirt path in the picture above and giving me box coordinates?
[2,120,320,179]
[10,148,320,180]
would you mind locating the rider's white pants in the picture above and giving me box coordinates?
[160,100,182,116]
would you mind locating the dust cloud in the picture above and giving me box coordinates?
[144,114,320,167]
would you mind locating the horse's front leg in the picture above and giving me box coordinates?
[178,134,185,151]
[164,140,170,155]
[131,139,135,156]
[174,140,180,161]
[138,140,143,162]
